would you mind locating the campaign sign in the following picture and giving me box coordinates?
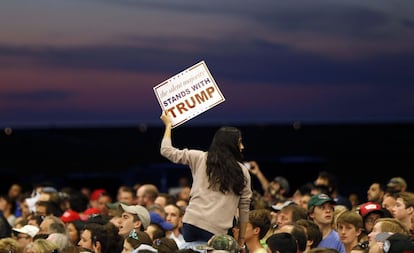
[153,61,225,128]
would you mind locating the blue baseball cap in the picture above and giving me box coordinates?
[149,211,174,231]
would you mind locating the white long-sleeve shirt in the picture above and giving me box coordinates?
[160,137,252,235]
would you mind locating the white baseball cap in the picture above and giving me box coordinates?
[120,203,150,229]
[12,225,39,238]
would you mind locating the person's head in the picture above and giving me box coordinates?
[152,237,179,253]
[79,222,123,253]
[8,183,22,200]
[247,208,271,241]
[391,191,414,222]
[164,204,183,230]
[117,185,137,205]
[270,177,290,198]
[0,194,16,216]
[148,204,166,218]
[266,232,297,253]
[299,193,312,211]
[206,127,248,196]
[24,238,59,253]
[336,210,363,246]
[155,193,176,208]
[358,202,387,234]
[380,233,414,253]
[12,224,39,249]
[34,201,53,217]
[381,192,397,214]
[275,223,307,252]
[78,222,100,252]
[67,190,89,214]
[145,223,165,240]
[118,203,150,237]
[97,192,113,216]
[296,219,323,250]
[65,220,85,245]
[18,194,32,219]
[210,126,243,158]
[177,186,191,202]
[89,189,106,209]
[122,229,152,253]
[277,204,307,229]
[314,171,337,195]
[27,214,44,227]
[46,233,71,252]
[367,182,385,204]
[386,177,407,193]
[0,237,21,253]
[136,184,159,207]
[367,217,409,247]
[149,211,173,231]
[308,193,336,226]
[39,215,66,235]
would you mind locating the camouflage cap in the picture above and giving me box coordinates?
[207,234,240,253]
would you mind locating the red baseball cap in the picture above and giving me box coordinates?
[61,209,81,223]
[84,207,101,215]
[81,207,102,221]
[359,202,384,218]
[90,189,106,201]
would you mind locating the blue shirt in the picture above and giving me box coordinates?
[318,229,346,253]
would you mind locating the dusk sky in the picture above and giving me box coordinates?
[1,0,414,128]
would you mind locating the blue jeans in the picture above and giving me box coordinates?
[182,223,214,242]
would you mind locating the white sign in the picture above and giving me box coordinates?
[153,61,225,128]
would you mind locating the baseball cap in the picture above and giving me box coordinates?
[81,207,102,222]
[149,211,174,231]
[42,186,57,193]
[120,203,150,229]
[308,193,336,209]
[387,177,407,189]
[197,234,240,253]
[359,202,384,218]
[273,176,290,194]
[271,200,296,211]
[84,207,101,216]
[12,225,39,238]
[90,189,106,201]
[106,201,120,210]
[61,209,81,223]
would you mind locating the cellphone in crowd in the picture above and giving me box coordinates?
[243,162,251,169]
[375,232,391,242]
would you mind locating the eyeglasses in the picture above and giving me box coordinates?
[16,235,31,240]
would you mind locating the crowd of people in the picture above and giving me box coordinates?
[0,113,413,253]
[0,169,413,253]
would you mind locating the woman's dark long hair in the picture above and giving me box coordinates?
[206,126,246,195]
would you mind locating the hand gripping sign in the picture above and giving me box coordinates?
[153,61,226,128]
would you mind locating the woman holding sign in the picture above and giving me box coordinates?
[159,111,252,249]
